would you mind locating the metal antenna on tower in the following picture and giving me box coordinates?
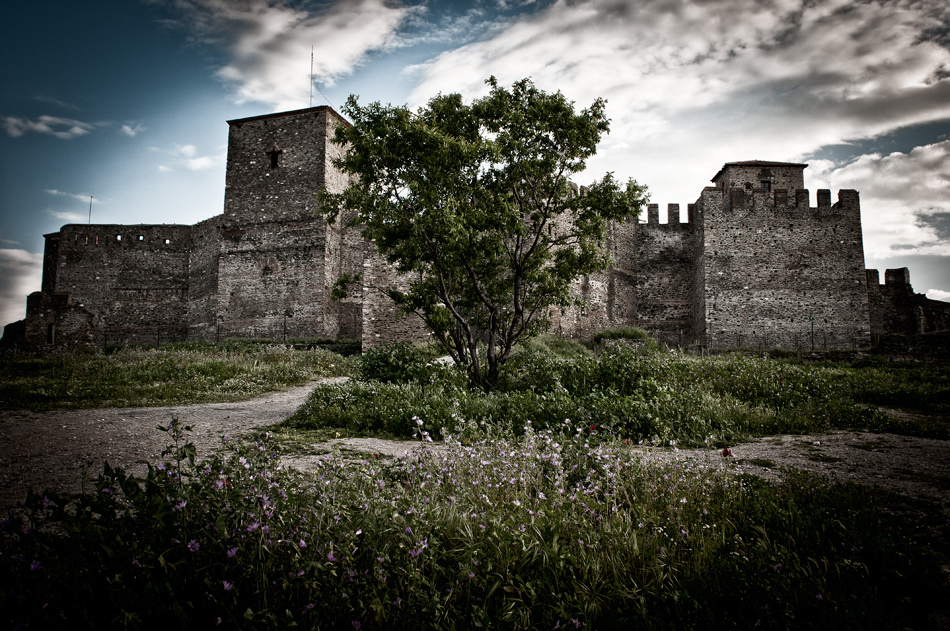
[88,195,93,224]
[310,46,314,107]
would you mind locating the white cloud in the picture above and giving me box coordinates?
[51,211,87,222]
[806,141,950,258]
[45,189,97,204]
[3,115,93,139]
[33,95,79,110]
[0,249,43,328]
[185,156,215,171]
[158,144,219,170]
[927,289,950,302]
[157,0,416,111]
[404,0,950,215]
[120,123,147,137]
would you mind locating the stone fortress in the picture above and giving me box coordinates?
[5,105,949,351]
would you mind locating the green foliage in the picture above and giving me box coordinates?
[0,342,357,410]
[590,325,650,343]
[516,333,593,359]
[3,421,944,629]
[359,343,435,384]
[291,344,950,443]
[320,77,648,387]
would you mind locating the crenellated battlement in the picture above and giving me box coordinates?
[715,187,861,216]
[641,203,697,226]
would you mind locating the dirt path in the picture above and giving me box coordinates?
[3,382,949,517]
[0,379,346,508]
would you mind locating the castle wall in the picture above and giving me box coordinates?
[360,245,431,349]
[867,267,950,338]
[214,220,330,340]
[633,204,696,346]
[30,224,194,346]
[702,187,870,350]
[186,216,223,341]
[321,122,362,340]
[10,108,903,356]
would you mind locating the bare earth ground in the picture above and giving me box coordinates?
[2,379,949,518]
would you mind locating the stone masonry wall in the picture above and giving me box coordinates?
[360,244,431,349]
[186,215,223,342]
[867,267,950,338]
[215,107,349,341]
[702,185,870,350]
[633,203,696,346]
[30,224,194,346]
[11,108,903,356]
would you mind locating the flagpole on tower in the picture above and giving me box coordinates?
[310,46,314,108]
[88,195,93,224]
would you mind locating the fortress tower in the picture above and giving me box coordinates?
[694,161,870,349]
[199,106,362,342]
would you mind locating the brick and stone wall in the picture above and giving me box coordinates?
[867,267,950,338]
[632,204,696,346]
[700,169,870,350]
[215,107,351,342]
[9,107,914,355]
[25,224,194,347]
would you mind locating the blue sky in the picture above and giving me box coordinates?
[3,0,949,329]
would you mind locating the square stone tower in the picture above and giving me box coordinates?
[696,161,870,350]
[206,106,362,341]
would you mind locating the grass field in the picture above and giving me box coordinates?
[0,340,358,410]
[2,339,948,629]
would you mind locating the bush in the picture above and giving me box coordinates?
[590,326,650,344]
[359,343,439,384]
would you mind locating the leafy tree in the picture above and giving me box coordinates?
[320,77,648,388]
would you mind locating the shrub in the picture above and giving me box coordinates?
[590,325,650,344]
[359,343,437,384]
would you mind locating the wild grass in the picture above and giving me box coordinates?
[288,344,950,443]
[4,341,949,628]
[2,419,945,629]
[0,340,358,410]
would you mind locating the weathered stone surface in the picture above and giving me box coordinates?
[8,113,947,353]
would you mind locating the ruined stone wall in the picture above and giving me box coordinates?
[867,267,950,338]
[633,204,696,346]
[702,187,870,350]
[532,185,638,341]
